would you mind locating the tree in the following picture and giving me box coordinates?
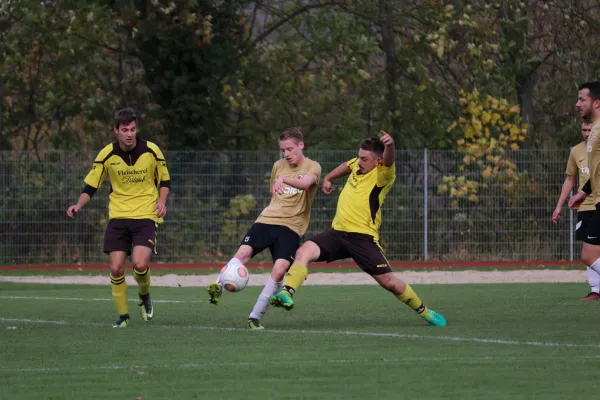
[0,0,156,152]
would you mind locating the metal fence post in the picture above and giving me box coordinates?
[568,145,573,262]
[569,193,574,262]
[424,148,428,261]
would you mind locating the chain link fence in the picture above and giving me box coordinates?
[0,149,577,265]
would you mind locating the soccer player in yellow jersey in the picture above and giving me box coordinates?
[553,121,599,300]
[570,82,600,287]
[66,108,171,328]
[269,131,446,326]
[207,128,321,330]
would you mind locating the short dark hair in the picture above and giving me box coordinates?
[359,137,385,157]
[114,108,138,129]
[579,82,600,101]
[279,127,303,143]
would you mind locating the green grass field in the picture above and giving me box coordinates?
[0,282,599,400]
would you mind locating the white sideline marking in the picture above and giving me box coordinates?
[0,296,197,303]
[0,317,597,349]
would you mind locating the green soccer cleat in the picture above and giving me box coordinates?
[247,318,265,330]
[113,314,130,328]
[268,291,294,310]
[422,309,446,327]
[138,293,153,321]
[207,282,223,305]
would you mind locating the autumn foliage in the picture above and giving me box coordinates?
[438,89,528,207]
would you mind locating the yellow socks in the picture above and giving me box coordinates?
[397,284,429,316]
[133,267,151,296]
[281,263,308,296]
[110,274,128,316]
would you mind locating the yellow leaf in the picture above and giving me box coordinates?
[472,119,482,133]
[465,126,475,138]
[358,69,371,80]
[481,112,491,125]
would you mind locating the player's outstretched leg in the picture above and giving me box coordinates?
[374,272,447,327]
[397,283,446,327]
[269,242,319,310]
[420,309,447,327]
[269,290,295,310]
[269,263,308,310]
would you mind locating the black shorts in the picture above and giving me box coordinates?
[577,210,594,241]
[309,229,392,276]
[241,223,300,264]
[104,219,158,255]
[584,205,600,245]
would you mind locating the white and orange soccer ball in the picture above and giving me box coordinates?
[221,262,249,292]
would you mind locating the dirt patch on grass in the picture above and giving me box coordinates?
[0,269,587,286]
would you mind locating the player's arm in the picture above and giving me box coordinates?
[377,130,396,186]
[280,174,318,191]
[67,191,92,218]
[280,163,322,191]
[154,186,170,218]
[269,162,279,194]
[152,145,171,218]
[569,180,591,210]
[380,130,395,167]
[67,155,107,218]
[552,175,575,223]
[322,161,352,194]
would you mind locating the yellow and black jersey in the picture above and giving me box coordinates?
[83,139,171,222]
[331,158,396,241]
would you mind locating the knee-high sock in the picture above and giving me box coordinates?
[249,277,282,320]
[590,258,600,277]
[133,267,151,296]
[587,266,600,292]
[397,284,429,316]
[110,274,128,316]
[282,264,308,296]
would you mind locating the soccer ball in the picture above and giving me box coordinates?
[221,262,249,292]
